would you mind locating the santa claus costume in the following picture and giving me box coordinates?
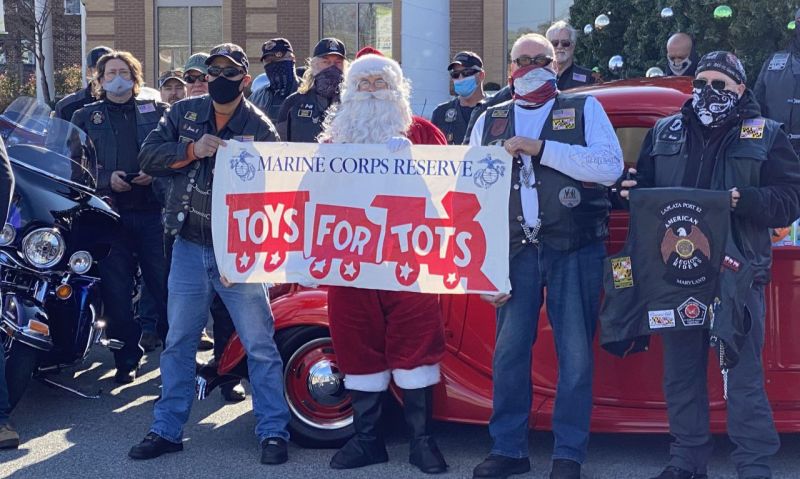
[318,53,448,474]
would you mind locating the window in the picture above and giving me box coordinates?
[64,0,81,15]
[506,0,574,56]
[21,40,34,65]
[156,1,222,74]
[321,0,392,58]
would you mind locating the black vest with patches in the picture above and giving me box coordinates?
[481,95,609,255]
[286,91,331,142]
[600,188,753,367]
[650,113,781,285]
[432,97,472,145]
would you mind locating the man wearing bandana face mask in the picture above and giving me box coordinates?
[276,38,346,142]
[133,43,291,465]
[665,33,699,77]
[469,33,623,479]
[620,51,800,479]
[755,8,800,154]
[71,51,169,384]
[250,38,299,122]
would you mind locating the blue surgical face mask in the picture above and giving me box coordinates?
[103,75,134,96]
[453,75,478,97]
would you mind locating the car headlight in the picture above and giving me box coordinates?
[68,250,93,274]
[22,228,65,269]
[0,223,16,246]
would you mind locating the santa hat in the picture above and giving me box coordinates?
[356,46,382,59]
[345,53,404,88]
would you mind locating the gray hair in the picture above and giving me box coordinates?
[546,20,577,44]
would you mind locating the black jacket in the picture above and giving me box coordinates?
[55,86,96,122]
[557,63,595,91]
[139,95,279,245]
[249,81,298,122]
[635,90,800,284]
[431,97,484,145]
[275,90,334,142]
[71,97,168,199]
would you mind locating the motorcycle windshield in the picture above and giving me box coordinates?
[0,97,98,191]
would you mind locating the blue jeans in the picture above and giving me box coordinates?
[0,349,10,425]
[150,237,290,443]
[489,241,605,463]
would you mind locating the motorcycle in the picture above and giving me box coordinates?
[0,97,119,408]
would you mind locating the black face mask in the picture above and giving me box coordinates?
[314,66,343,98]
[264,61,296,93]
[692,85,740,128]
[208,76,244,104]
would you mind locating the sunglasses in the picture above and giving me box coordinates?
[183,74,207,84]
[207,65,246,79]
[450,69,480,79]
[692,78,731,91]
[513,54,553,68]
[551,40,572,48]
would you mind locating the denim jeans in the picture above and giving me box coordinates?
[489,241,605,463]
[98,210,168,370]
[150,236,290,443]
[0,349,10,425]
[662,285,780,478]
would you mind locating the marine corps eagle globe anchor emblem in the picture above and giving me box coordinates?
[230,149,257,181]
[473,155,505,189]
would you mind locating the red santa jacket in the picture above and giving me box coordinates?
[408,115,447,146]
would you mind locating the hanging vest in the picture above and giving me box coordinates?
[600,188,753,367]
[481,95,609,255]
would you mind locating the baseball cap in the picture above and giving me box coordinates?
[184,53,210,75]
[261,38,293,60]
[159,70,186,89]
[88,45,113,68]
[448,51,483,71]
[313,38,346,58]
[206,43,249,71]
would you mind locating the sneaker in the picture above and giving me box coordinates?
[198,329,214,351]
[473,454,531,478]
[139,331,162,352]
[0,424,20,449]
[550,459,581,479]
[260,437,288,465]
[650,466,707,479]
[128,432,183,460]
[114,366,139,385]
[221,382,246,402]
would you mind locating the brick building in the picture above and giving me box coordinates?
[82,0,574,91]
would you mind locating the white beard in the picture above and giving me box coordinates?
[321,90,413,144]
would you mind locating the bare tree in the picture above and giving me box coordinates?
[7,0,56,104]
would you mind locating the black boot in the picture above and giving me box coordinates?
[329,390,389,469]
[403,386,448,474]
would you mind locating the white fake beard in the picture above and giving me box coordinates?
[322,90,413,144]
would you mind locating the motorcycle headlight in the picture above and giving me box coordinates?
[22,228,65,269]
[0,223,16,246]
[68,250,93,274]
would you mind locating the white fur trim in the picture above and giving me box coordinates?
[392,364,441,389]
[347,54,403,83]
[344,370,391,392]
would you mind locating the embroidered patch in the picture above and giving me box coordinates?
[91,111,104,125]
[658,200,713,288]
[558,186,581,208]
[611,256,633,289]
[648,310,676,329]
[298,109,313,118]
[181,123,200,134]
[572,72,587,83]
[740,118,765,139]
[184,111,198,121]
[552,108,576,130]
[179,135,193,143]
[491,109,509,118]
[233,135,254,142]
[446,132,454,143]
[444,108,457,122]
[137,103,156,114]
[490,117,508,137]
[669,118,683,131]
[768,52,790,71]
[678,297,707,327]
[722,255,741,272]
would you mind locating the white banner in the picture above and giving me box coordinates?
[212,141,512,294]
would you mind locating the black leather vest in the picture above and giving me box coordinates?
[600,188,753,367]
[650,113,781,285]
[481,95,609,255]
[757,52,800,149]
[286,91,331,142]
[432,97,472,145]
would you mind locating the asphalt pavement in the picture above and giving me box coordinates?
[2,347,798,478]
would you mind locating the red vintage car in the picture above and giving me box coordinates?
[201,76,800,447]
